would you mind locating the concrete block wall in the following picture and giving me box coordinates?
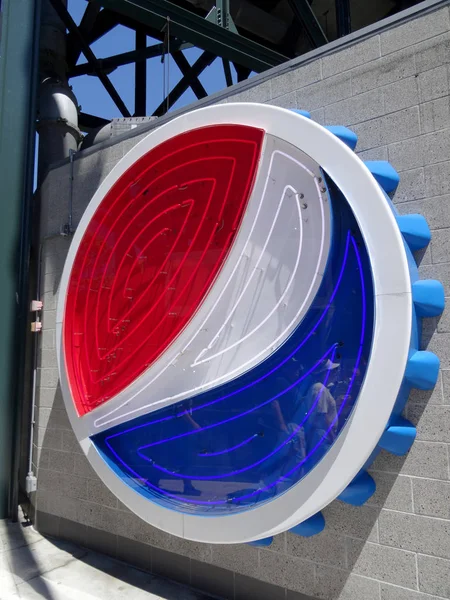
[31,2,450,599]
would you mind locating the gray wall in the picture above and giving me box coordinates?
[32,3,450,599]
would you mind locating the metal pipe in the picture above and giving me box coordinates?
[25,233,60,494]
[37,0,81,184]
[62,148,76,236]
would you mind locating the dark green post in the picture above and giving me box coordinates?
[0,0,40,518]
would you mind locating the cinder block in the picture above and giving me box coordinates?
[381,7,450,55]
[322,501,379,541]
[87,478,118,509]
[415,243,433,267]
[286,530,347,568]
[45,449,75,474]
[425,160,450,197]
[432,227,450,265]
[441,370,450,403]
[422,129,450,168]
[35,426,62,450]
[191,560,235,600]
[122,132,149,155]
[115,507,163,545]
[74,499,100,529]
[418,65,449,104]
[351,48,416,96]
[163,534,211,563]
[38,348,57,370]
[42,253,66,277]
[37,490,78,521]
[229,81,271,103]
[296,72,352,110]
[366,472,413,512]
[259,549,315,594]
[270,60,322,98]
[357,146,389,162]
[210,543,260,578]
[76,500,119,535]
[41,291,57,312]
[379,509,450,559]
[415,32,450,73]
[266,531,285,554]
[61,429,82,454]
[353,107,420,152]
[45,407,71,430]
[412,477,450,519]
[151,547,191,588]
[371,442,449,480]
[268,91,297,109]
[314,565,381,600]
[36,407,52,430]
[41,310,56,330]
[407,404,450,443]
[381,583,442,600]
[347,539,417,589]
[36,387,58,409]
[420,263,450,297]
[116,535,150,573]
[437,302,450,333]
[60,472,89,501]
[41,329,55,349]
[37,468,62,492]
[322,36,380,79]
[101,143,124,164]
[427,332,450,369]
[388,136,424,171]
[407,370,443,404]
[310,107,325,124]
[398,197,450,231]
[383,76,419,113]
[34,445,49,470]
[37,368,59,389]
[420,97,450,134]
[42,235,71,259]
[73,453,97,479]
[351,120,382,151]
[418,554,450,597]
[83,525,117,559]
[325,87,384,126]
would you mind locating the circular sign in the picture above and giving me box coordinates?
[57,104,442,544]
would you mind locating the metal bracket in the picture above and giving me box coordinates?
[205,0,238,35]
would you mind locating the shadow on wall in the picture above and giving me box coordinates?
[28,173,442,599]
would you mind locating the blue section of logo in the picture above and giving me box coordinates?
[92,178,375,516]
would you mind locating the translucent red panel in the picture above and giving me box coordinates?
[64,125,264,416]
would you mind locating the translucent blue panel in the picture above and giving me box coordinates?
[92,177,374,516]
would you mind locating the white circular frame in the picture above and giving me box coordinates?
[57,103,412,544]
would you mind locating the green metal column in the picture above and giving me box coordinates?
[0,0,40,518]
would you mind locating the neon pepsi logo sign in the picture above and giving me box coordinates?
[57,104,444,544]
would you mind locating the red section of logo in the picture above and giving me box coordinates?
[63,125,264,416]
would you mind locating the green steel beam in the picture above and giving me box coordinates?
[153,50,214,116]
[69,39,191,77]
[66,1,101,68]
[0,0,40,518]
[90,0,287,72]
[49,0,131,118]
[171,50,208,100]
[286,0,328,48]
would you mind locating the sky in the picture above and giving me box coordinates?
[67,0,246,121]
